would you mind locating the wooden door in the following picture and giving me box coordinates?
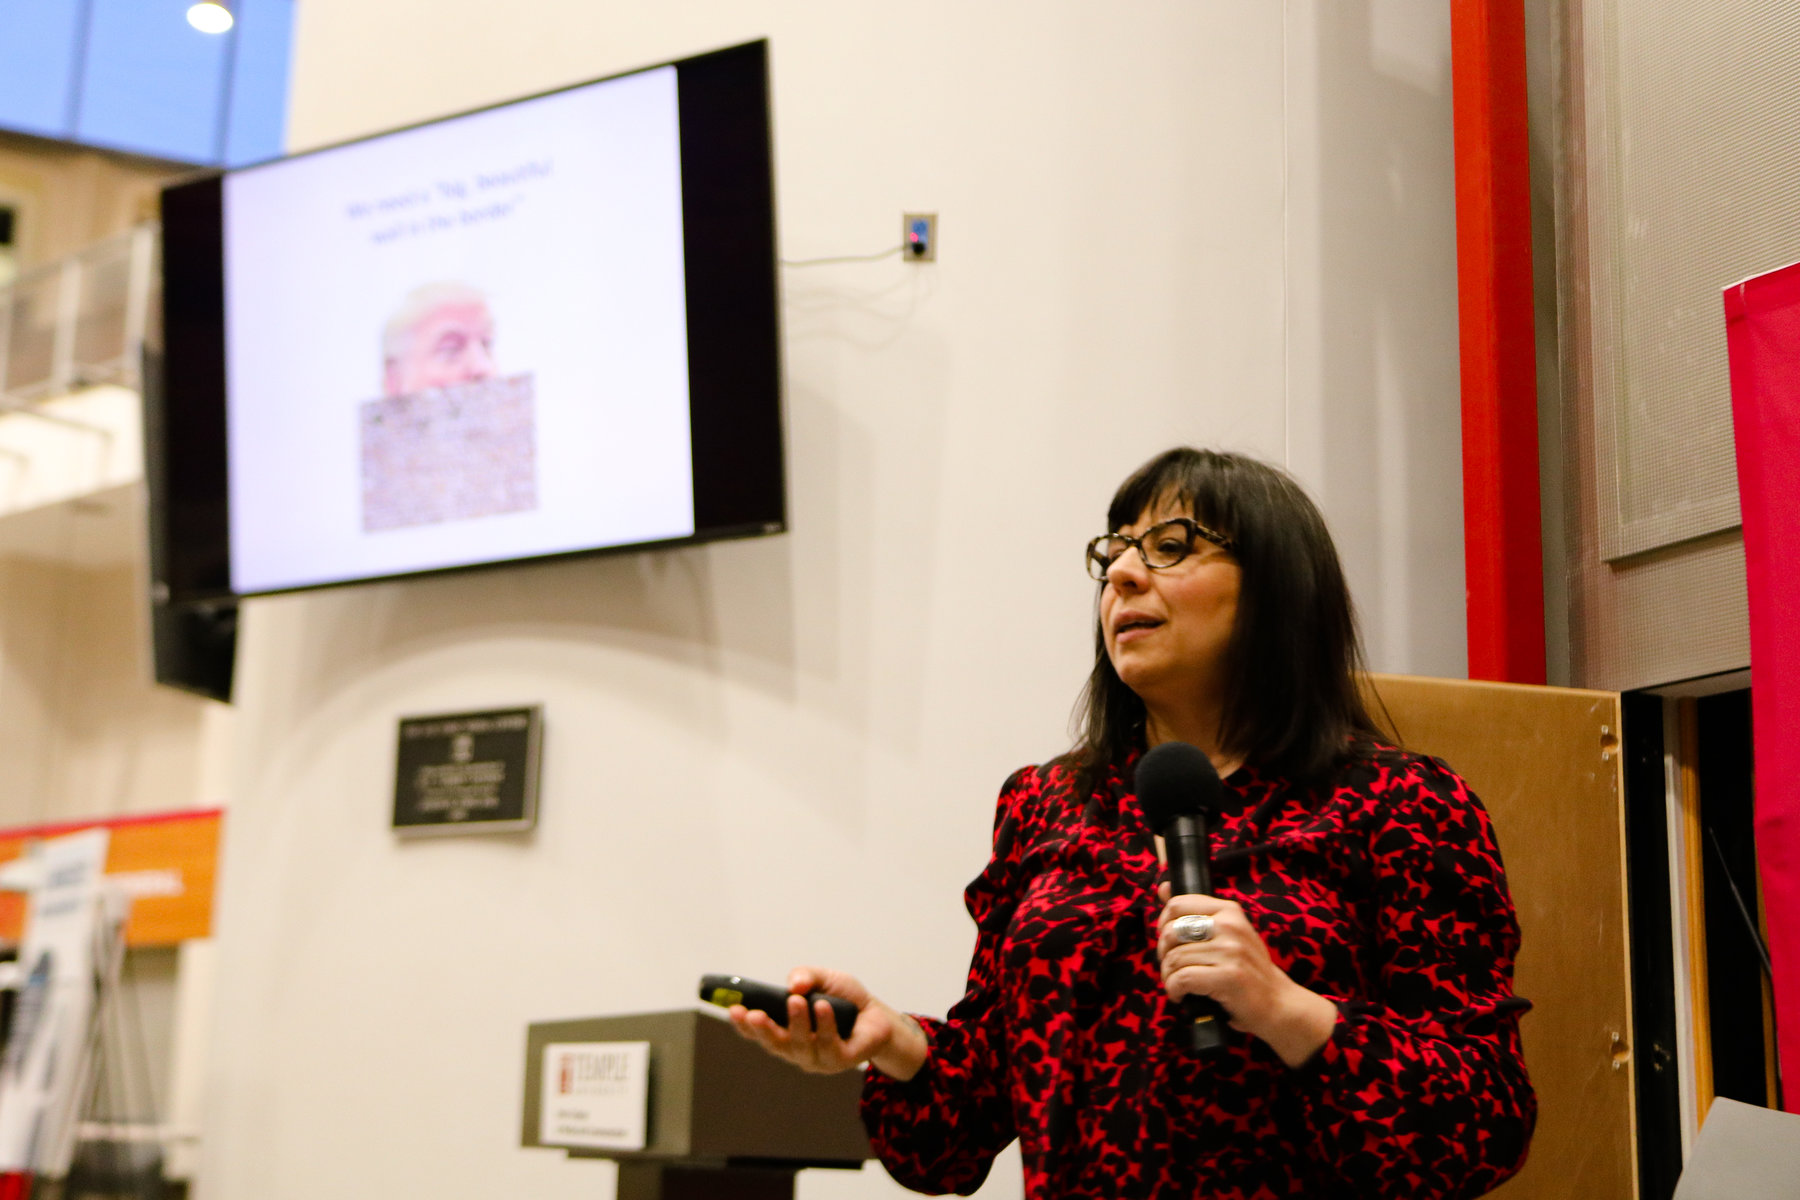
[1368,675,1635,1200]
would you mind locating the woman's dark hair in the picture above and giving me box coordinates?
[1070,447,1384,787]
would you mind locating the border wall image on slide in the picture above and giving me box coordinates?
[360,282,539,533]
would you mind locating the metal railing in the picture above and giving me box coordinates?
[0,224,158,414]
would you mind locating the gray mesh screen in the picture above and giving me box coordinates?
[1557,0,1753,689]
[1586,0,1800,560]
[1568,531,1749,692]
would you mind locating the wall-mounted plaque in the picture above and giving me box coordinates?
[392,706,541,835]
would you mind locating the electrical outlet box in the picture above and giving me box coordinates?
[903,212,937,262]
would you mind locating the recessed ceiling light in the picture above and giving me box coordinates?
[187,2,234,34]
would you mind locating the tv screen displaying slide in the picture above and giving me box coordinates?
[155,40,782,601]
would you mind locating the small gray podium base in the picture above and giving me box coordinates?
[523,1009,872,1200]
[616,1162,801,1200]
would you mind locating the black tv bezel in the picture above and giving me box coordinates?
[155,39,784,604]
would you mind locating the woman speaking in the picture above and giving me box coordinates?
[731,448,1536,1198]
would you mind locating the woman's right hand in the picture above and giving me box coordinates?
[726,965,929,1081]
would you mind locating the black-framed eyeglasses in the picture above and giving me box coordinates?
[1084,518,1236,582]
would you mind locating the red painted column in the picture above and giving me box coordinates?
[1451,0,1547,684]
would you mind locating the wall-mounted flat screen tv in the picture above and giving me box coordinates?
[156,39,782,601]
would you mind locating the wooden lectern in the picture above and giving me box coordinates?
[522,1010,872,1199]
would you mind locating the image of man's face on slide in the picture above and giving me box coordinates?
[382,282,497,398]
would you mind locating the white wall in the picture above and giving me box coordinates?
[199,4,1464,1198]
[0,390,218,832]
[1284,0,1465,676]
[0,556,215,828]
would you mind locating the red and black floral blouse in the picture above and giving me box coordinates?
[860,749,1536,1199]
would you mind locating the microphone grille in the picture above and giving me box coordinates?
[1134,741,1223,834]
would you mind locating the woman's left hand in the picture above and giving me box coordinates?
[1156,883,1339,1068]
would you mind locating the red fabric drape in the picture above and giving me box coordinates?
[1724,263,1800,1111]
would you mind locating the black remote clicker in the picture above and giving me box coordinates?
[698,973,858,1039]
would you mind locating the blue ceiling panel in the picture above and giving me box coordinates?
[223,0,294,166]
[76,0,232,162]
[0,0,87,139]
[0,0,294,166]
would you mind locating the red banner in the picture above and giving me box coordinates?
[1724,264,1800,1111]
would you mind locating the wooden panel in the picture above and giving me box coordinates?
[0,809,221,946]
[1368,675,1634,1200]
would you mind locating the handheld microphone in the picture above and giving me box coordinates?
[1135,741,1230,1055]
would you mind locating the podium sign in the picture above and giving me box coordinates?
[392,706,541,835]
[540,1041,651,1151]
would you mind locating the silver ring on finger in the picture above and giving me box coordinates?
[1169,914,1216,944]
